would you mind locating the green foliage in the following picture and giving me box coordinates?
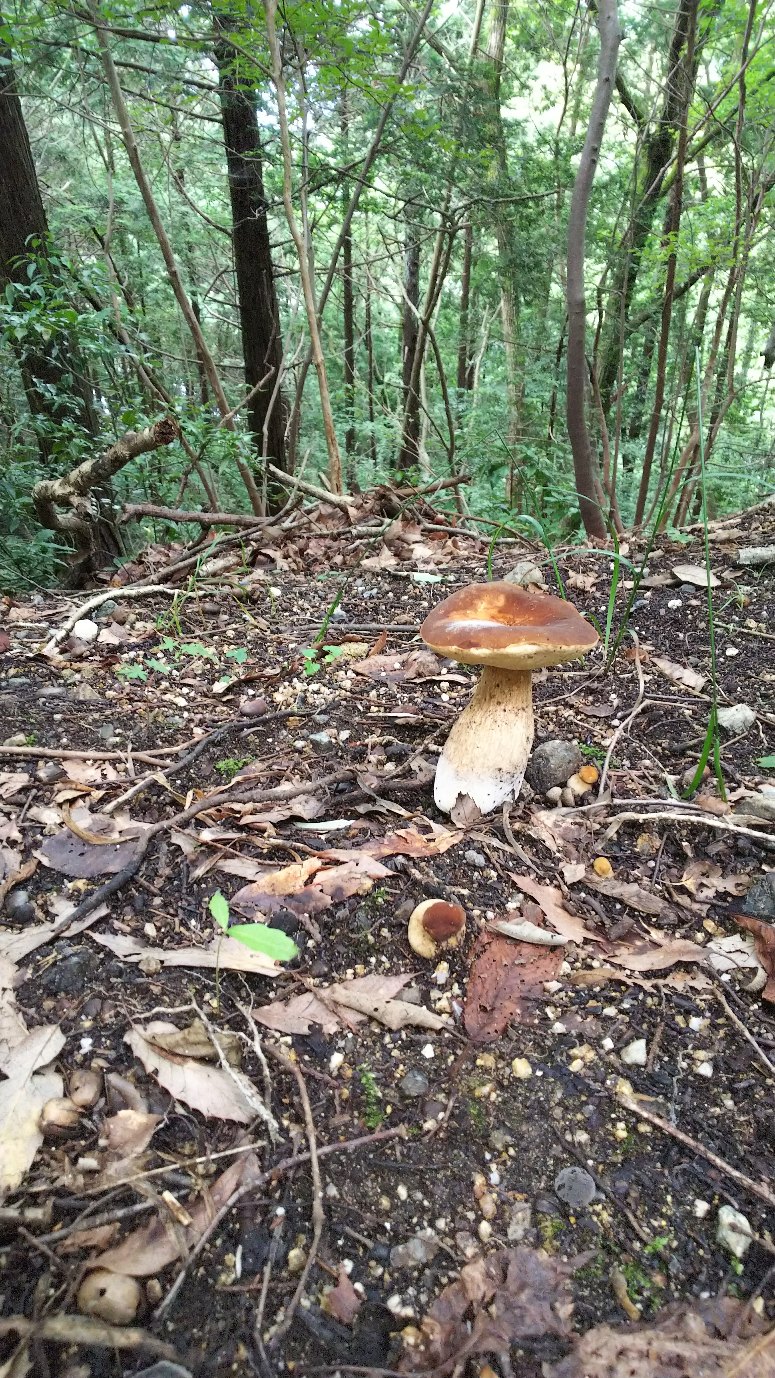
[214,756,250,778]
[358,1068,385,1129]
[209,890,299,961]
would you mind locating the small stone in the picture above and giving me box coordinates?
[2,734,27,747]
[37,686,66,700]
[717,704,756,734]
[389,1231,439,1270]
[4,890,35,923]
[507,1201,532,1243]
[742,874,775,921]
[239,696,268,717]
[504,560,546,589]
[71,619,100,643]
[308,731,335,754]
[511,1057,532,1079]
[71,683,102,703]
[554,1165,596,1209]
[478,1192,497,1220]
[716,1205,753,1259]
[287,1246,306,1273]
[693,1199,711,1219]
[545,786,563,806]
[399,1069,429,1099]
[464,850,486,869]
[560,787,575,808]
[621,1038,647,1067]
[477,1219,492,1243]
[36,760,65,782]
[695,1061,714,1078]
[98,724,117,741]
[526,740,583,796]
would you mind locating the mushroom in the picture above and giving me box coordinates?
[420,582,599,819]
[77,1269,141,1325]
[408,899,466,960]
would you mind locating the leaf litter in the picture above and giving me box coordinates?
[1,498,775,1373]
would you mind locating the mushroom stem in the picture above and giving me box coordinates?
[434,665,534,816]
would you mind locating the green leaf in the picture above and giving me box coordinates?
[209,891,230,929]
[225,646,248,663]
[758,755,775,769]
[181,641,217,660]
[116,662,148,681]
[146,658,172,674]
[225,923,298,961]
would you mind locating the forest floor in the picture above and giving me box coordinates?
[1,491,774,1378]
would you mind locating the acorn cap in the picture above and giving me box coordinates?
[408,899,466,959]
[420,582,599,671]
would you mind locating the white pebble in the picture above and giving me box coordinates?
[621,1038,648,1067]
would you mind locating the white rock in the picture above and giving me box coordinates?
[693,1199,711,1219]
[511,1058,532,1079]
[717,1205,753,1259]
[717,703,756,734]
[621,1038,648,1067]
[72,619,100,643]
[695,1060,714,1078]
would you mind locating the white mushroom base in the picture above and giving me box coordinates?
[434,665,534,816]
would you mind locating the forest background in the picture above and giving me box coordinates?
[0,0,773,590]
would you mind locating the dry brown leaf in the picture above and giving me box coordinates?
[508,874,602,944]
[95,1152,263,1276]
[651,656,706,693]
[608,938,707,973]
[57,1222,120,1255]
[585,876,675,921]
[463,935,563,1044]
[102,1109,162,1161]
[545,1298,772,1378]
[88,930,278,976]
[323,1265,363,1325]
[330,988,444,1031]
[678,860,749,900]
[254,973,415,1035]
[733,912,775,1002]
[36,809,146,878]
[353,649,441,682]
[0,1022,65,1193]
[399,1246,577,1375]
[145,1018,241,1065]
[125,1024,265,1124]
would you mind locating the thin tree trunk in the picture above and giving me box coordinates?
[633,0,697,526]
[214,11,288,477]
[364,266,378,472]
[88,0,264,516]
[398,217,421,472]
[262,0,342,493]
[566,0,621,540]
[340,91,357,485]
[456,222,474,407]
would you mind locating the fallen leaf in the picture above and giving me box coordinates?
[95,1152,263,1275]
[353,649,441,682]
[330,987,444,1031]
[585,876,675,921]
[399,1246,578,1375]
[732,913,775,1001]
[126,1024,266,1124]
[678,860,749,900]
[100,1110,162,1179]
[672,562,721,588]
[545,1297,771,1378]
[508,874,602,944]
[0,1021,65,1193]
[324,1265,363,1325]
[651,656,706,693]
[37,816,145,879]
[88,931,278,976]
[608,938,707,973]
[463,935,563,1044]
[254,973,417,1035]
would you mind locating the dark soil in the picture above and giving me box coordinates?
[0,497,773,1377]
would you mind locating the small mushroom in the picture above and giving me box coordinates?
[69,1068,102,1110]
[39,1097,81,1137]
[77,1269,141,1325]
[408,899,466,960]
[420,583,598,818]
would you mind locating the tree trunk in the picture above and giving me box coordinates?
[340,91,357,485]
[566,0,622,540]
[456,223,474,405]
[0,17,97,462]
[633,0,697,526]
[398,217,421,472]
[214,11,287,476]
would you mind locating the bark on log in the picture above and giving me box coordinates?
[33,418,180,534]
[120,502,276,530]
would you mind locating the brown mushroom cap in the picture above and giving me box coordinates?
[420,582,599,671]
[408,899,466,959]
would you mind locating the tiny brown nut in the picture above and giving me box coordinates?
[77,1269,141,1325]
[407,899,466,960]
[40,1097,81,1136]
[69,1068,102,1109]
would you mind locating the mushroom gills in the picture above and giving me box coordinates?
[434,665,534,815]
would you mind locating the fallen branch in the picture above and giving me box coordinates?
[119,502,279,530]
[33,418,180,535]
[0,1314,178,1358]
[43,583,185,652]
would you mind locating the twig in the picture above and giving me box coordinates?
[43,584,186,650]
[598,633,645,797]
[616,1093,775,1208]
[0,744,187,767]
[264,1043,325,1346]
[713,983,775,1079]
